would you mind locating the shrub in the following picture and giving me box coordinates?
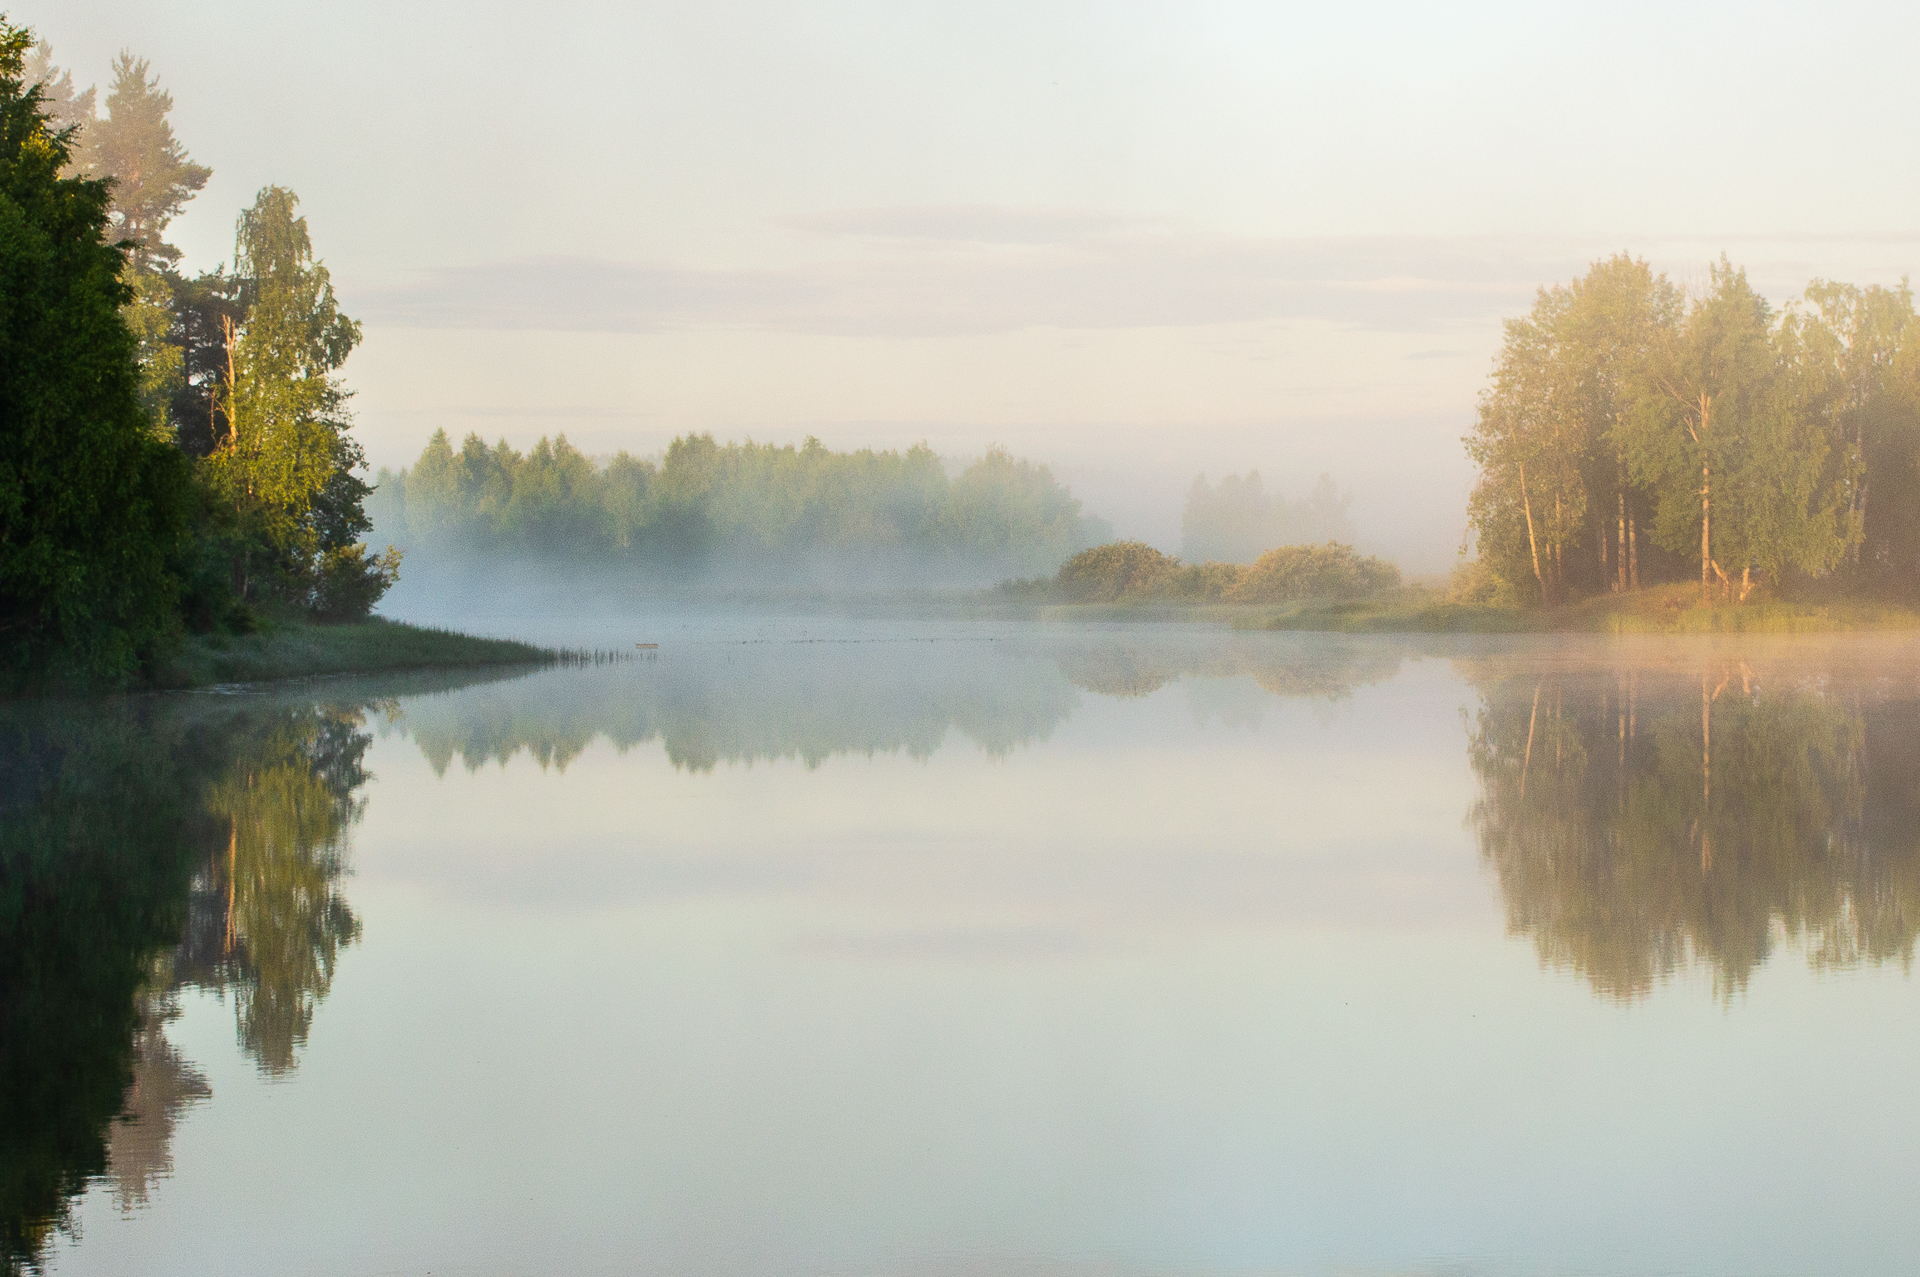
[1054,541,1180,602]
[1229,542,1400,602]
[308,545,401,623]
[1049,540,1399,605]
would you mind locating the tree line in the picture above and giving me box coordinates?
[2,29,394,687]
[1466,254,1920,606]
[368,429,1113,582]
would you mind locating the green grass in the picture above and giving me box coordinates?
[1242,596,1537,633]
[1238,583,1920,635]
[153,616,552,688]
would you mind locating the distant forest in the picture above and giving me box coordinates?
[368,431,1114,583]
[1466,255,1920,606]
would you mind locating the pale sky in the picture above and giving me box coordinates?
[37,1,1920,570]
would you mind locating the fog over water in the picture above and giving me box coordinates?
[20,4,1920,1271]
[36,3,1920,572]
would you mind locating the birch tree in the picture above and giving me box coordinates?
[1559,256,1681,591]
[206,187,394,612]
[1618,261,1779,603]
[1782,281,1920,584]
[1466,287,1588,603]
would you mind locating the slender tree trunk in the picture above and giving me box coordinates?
[1854,416,1868,568]
[224,820,237,957]
[220,314,239,449]
[1628,510,1638,589]
[1701,454,1712,606]
[1519,461,1545,604]
[1616,488,1627,592]
[1698,392,1713,606]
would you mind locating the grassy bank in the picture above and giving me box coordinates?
[153,616,551,688]
[1241,584,1920,635]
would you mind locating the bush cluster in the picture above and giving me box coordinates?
[1047,540,1400,604]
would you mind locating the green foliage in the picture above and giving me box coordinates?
[1467,255,1685,604]
[1618,258,1855,590]
[1049,539,1400,604]
[1467,253,1920,609]
[124,266,181,433]
[1782,280,1920,593]
[1235,542,1401,600]
[1054,541,1181,601]
[0,21,194,686]
[376,431,1109,580]
[203,186,392,620]
[159,617,548,688]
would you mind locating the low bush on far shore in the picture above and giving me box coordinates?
[1001,540,1402,606]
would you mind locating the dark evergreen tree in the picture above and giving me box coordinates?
[0,19,193,685]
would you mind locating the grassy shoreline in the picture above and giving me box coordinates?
[151,616,552,689]
[130,584,1920,693]
[1239,584,1920,635]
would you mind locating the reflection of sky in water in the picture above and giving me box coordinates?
[43,627,1920,1277]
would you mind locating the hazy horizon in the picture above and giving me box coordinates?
[36,1,1920,572]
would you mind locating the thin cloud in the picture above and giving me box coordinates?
[356,220,1920,339]
[777,204,1167,245]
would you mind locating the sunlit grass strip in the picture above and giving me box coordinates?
[1242,587,1920,635]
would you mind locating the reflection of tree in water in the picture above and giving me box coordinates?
[389,634,1408,776]
[390,641,1084,774]
[0,701,206,1271]
[1465,660,1920,999]
[184,706,368,1075]
[104,980,210,1212]
[1052,634,1407,701]
[0,695,375,1271]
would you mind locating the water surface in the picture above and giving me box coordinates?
[8,624,1920,1276]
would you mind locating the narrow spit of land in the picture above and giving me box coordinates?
[152,617,555,688]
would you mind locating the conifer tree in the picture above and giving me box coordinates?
[73,52,207,270]
[0,19,191,682]
[22,39,90,145]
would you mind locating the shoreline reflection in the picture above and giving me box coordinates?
[0,685,412,1271]
[1463,655,1920,999]
[381,631,1410,774]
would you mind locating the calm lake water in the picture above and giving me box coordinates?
[8,621,1920,1277]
